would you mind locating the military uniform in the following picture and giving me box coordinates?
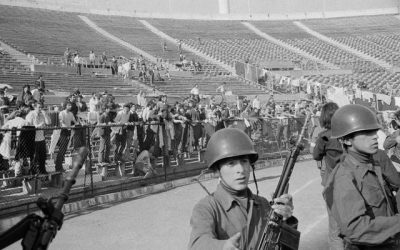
[324,104,400,250]
[189,128,297,250]
[324,151,400,250]
[189,184,271,250]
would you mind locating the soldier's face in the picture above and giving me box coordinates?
[345,130,379,155]
[218,156,251,191]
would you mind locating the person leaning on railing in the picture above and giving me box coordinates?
[25,101,51,175]
[97,104,112,164]
[55,101,77,172]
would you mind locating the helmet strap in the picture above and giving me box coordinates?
[252,164,259,196]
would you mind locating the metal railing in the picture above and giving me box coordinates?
[0,116,311,210]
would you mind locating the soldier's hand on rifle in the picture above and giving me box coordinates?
[222,232,241,250]
[272,194,294,221]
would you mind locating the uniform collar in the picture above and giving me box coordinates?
[345,153,375,179]
[214,183,260,212]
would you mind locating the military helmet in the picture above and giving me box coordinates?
[205,128,258,170]
[331,104,381,139]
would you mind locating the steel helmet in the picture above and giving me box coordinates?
[331,104,381,139]
[205,128,258,170]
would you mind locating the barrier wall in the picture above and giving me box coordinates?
[0,0,398,20]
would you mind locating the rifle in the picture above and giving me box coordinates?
[256,113,310,250]
[0,147,89,250]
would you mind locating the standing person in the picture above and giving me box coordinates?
[111,56,118,76]
[177,40,182,53]
[55,102,77,172]
[74,53,82,75]
[313,102,341,186]
[324,104,400,249]
[124,104,139,160]
[189,128,295,249]
[190,84,200,103]
[216,82,226,102]
[252,95,261,110]
[312,102,344,250]
[383,109,400,169]
[25,101,51,174]
[35,75,45,91]
[18,84,33,107]
[89,50,96,68]
[100,51,107,68]
[89,93,100,112]
[31,85,41,102]
[113,103,130,162]
[97,104,112,163]
[137,90,147,108]
[64,48,71,66]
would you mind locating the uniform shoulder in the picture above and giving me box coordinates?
[194,194,218,209]
[333,161,354,181]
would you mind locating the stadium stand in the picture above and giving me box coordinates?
[0,5,138,65]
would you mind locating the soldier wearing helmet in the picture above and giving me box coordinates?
[323,104,400,250]
[188,128,295,250]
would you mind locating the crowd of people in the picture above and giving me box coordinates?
[0,79,323,181]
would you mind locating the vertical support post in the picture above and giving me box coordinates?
[86,125,94,195]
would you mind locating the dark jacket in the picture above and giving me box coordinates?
[313,129,343,185]
[323,151,400,248]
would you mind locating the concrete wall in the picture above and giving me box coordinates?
[0,0,398,20]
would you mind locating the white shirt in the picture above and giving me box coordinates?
[89,52,95,61]
[59,110,76,127]
[32,89,41,101]
[89,97,99,112]
[252,98,261,109]
[191,87,199,95]
[25,110,50,141]
[74,55,80,64]
[2,117,28,136]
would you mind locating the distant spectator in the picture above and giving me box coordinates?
[55,102,77,172]
[154,69,164,81]
[148,67,155,85]
[177,40,182,53]
[137,90,147,107]
[89,93,100,112]
[216,82,226,101]
[97,104,112,163]
[31,85,41,102]
[89,50,96,68]
[162,40,167,52]
[100,51,107,68]
[35,75,45,91]
[18,84,33,107]
[113,103,130,162]
[64,48,71,66]
[190,84,200,103]
[76,95,87,112]
[74,53,82,75]
[252,95,261,109]
[164,68,171,80]
[3,87,14,104]
[0,90,10,112]
[0,110,29,175]
[111,56,118,75]
[25,101,50,174]
[138,69,147,82]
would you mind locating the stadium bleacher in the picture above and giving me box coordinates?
[1,5,400,96]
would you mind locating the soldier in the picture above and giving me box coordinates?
[188,128,295,250]
[324,104,400,250]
